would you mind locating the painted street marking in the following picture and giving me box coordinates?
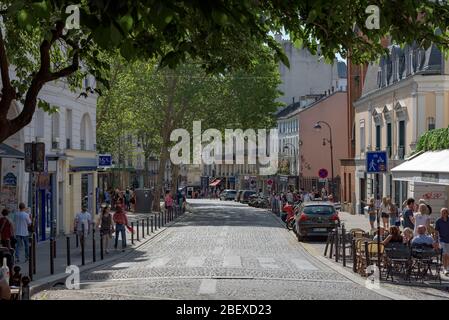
[197,279,217,295]
[291,258,318,270]
[186,256,206,267]
[111,262,133,268]
[223,255,241,268]
[147,257,171,268]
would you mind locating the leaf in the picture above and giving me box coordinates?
[212,10,228,25]
[119,15,134,33]
[17,9,29,28]
[110,23,122,45]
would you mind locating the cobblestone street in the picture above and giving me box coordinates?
[32,200,390,300]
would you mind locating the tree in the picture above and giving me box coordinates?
[1,0,449,143]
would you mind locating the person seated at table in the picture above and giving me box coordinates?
[373,227,386,242]
[383,226,403,246]
[402,227,414,245]
[411,225,435,247]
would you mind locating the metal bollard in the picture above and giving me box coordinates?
[81,225,85,266]
[28,239,33,281]
[364,241,370,267]
[53,239,57,258]
[329,231,335,259]
[131,222,134,244]
[50,239,55,275]
[335,227,340,263]
[92,227,96,263]
[100,235,104,260]
[324,231,332,256]
[32,235,36,274]
[342,225,346,267]
[147,217,150,235]
[352,239,357,273]
[137,220,140,241]
[142,219,145,238]
[158,213,161,229]
[151,216,154,232]
[66,236,71,266]
[76,233,79,248]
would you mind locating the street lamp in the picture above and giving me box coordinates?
[313,121,335,198]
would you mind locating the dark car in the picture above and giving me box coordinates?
[295,202,340,241]
[220,189,237,201]
[240,190,257,203]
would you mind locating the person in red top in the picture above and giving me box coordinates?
[283,202,294,220]
[0,209,14,249]
[113,205,129,251]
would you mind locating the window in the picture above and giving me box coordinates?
[386,123,392,158]
[375,125,381,151]
[359,120,366,153]
[398,120,405,159]
[66,109,72,149]
[51,112,60,149]
[427,117,435,131]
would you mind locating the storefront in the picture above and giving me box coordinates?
[391,150,449,219]
[0,143,24,214]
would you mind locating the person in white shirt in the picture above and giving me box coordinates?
[74,206,92,243]
[414,203,431,236]
[13,203,31,262]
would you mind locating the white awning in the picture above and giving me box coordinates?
[391,150,449,185]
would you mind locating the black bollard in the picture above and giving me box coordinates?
[50,239,54,275]
[151,216,154,232]
[352,239,357,273]
[28,239,33,281]
[32,235,36,274]
[329,231,335,259]
[335,227,340,263]
[131,222,134,245]
[66,236,71,266]
[137,220,140,241]
[100,235,104,260]
[142,219,145,239]
[147,217,150,235]
[81,225,85,266]
[92,227,96,263]
[53,239,57,258]
[342,225,346,267]
[76,233,79,248]
[364,240,370,268]
[324,231,332,256]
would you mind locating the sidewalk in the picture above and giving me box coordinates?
[15,208,182,294]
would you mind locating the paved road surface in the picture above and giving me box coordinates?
[33,199,386,300]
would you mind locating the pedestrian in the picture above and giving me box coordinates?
[74,206,92,247]
[104,189,111,206]
[380,197,390,230]
[367,198,377,230]
[389,202,400,227]
[97,206,114,254]
[0,209,14,250]
[401,198,415,230]
[165,190,174,217]
[125,188,131,211]
[113,205,129,252]
[130,192,136,212]
[413,203,431,236]
[418,199,432,215]
[13,203,31,263]
[435,208,449,275]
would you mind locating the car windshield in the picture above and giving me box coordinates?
[228,191,236,194]
[303,206,335,215]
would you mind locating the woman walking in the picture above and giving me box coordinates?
[97,206,114,254]
[380,197,390,229]
[414,203,431,236]
[367,198,377,230]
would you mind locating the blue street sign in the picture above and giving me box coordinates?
[98,154,112,167]
[366,151,388,173]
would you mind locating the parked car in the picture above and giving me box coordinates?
[249,194,270,208]
[220,189,237,201]
[295,202,340,242]
[239,190,257,204]
[235,190,243,202]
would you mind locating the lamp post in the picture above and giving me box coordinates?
[313,121,334,198]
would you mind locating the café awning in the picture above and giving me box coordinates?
[209,179,221,187]
[0,143,24,159]
[391,150,449,185]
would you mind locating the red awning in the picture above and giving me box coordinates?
[209,179,221,187]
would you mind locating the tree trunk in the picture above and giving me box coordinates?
[152,147,169,212]
[171,164,179,196]
[144,156,150,188]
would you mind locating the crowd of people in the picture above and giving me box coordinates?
[269,187,334,214]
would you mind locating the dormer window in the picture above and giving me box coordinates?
[395,102,407,120]
[383,105,392,122]
[372,108,383,124]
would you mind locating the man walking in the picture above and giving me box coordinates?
[74,206,92,247]
[401,198,415,230]
[14,203,31,262]
[113,205,128,252]
[435,208,449,275]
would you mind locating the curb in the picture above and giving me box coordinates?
[30,211,189,297]
[264,208,409,300]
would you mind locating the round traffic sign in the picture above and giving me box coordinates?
[267,179,273,185]
[318,168,328,179]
